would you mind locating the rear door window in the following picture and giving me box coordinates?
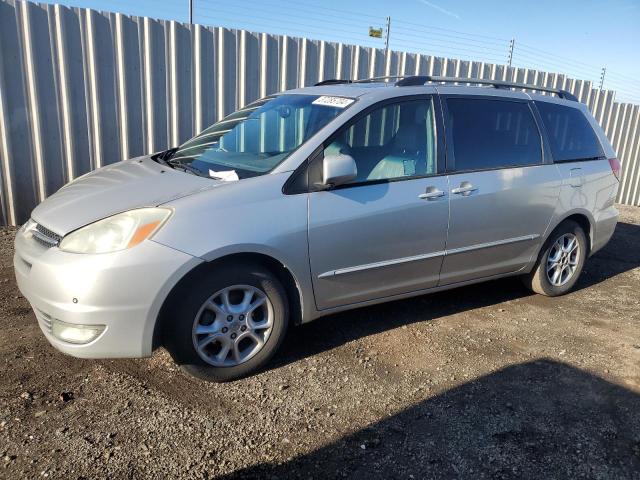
[534,101,604,162]
[446,98,542,171]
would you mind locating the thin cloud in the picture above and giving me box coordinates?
[419,0,461,20]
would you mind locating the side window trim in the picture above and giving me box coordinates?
[441,94,546,174]
[312,94,446,192]
[528,100,555,166]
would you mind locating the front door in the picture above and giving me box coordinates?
[307,96,450,310]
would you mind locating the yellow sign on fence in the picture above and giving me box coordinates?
[368,27,383,38]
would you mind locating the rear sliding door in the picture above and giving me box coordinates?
[439,95,562,285]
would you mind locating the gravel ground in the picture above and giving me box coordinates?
[1,205,639,479]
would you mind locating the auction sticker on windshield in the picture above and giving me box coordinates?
[312,96,355,108]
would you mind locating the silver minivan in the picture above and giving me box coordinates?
[14,76,620,381]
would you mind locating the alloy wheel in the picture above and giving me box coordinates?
[192,285,273,367]
[546,233,580,287]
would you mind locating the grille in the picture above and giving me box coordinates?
[32,223,62,248]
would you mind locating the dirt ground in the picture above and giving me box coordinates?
[1,206,639,479]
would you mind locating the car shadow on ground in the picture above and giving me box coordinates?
[574,220,640,291]
[224,360,640,479]
[272,220,640,371]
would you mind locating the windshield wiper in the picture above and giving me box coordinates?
[153,148,204,176]
[151,147,177,164]
[162,148,178,162]
[556,155,606,163]
[163,148,178,162]
[167,159,206,176]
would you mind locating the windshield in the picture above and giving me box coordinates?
[167,94,354,179]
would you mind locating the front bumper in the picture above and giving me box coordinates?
[14,227,202,358]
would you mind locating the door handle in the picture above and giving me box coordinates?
[451,181,477,196]
[419,186,446,200]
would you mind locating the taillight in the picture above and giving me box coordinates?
[608,158,621,181]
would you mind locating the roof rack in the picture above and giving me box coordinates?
[313,76,401,86]
[314,75,578,101]
[314,79,353,86]
[395,75,578,101]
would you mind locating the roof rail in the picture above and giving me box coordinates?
[354,76,406,83]
[314,79,353,86]
[314,75,578,101]
[314,76,402,86]
[394,75,578,101]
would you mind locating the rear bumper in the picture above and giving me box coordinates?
[14,227,202,358]
[591,205,618,256]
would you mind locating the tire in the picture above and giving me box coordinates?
[522,220,587,296]
[164,263,289,382]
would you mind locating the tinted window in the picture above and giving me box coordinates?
[535,101,603,162]
[324,99,437,184]
[447,98,542,171]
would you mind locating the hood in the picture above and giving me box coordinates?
[31,156,220,234]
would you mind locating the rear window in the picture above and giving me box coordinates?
[535,102,604,162]
[446,98,542,171]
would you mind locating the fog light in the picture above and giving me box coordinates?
[51,319,105,344]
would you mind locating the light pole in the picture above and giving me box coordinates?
[507,38,515,67]
[384,16,391,52]
[599,67,606,90]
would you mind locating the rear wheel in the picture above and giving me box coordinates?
[523,220,587,296]
[165,263,289,382]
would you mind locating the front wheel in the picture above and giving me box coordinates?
[165,263,289,382]
[522,220,587,296]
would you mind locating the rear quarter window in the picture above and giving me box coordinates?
[534,101,604,162]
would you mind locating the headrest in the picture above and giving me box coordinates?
[399,104,427,125]
[392,107,426,152]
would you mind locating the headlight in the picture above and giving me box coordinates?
[20,218,37,233]
[59,208,172,254]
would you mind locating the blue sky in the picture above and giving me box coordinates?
[38,0,640,102]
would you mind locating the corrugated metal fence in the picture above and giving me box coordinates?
[0,0,639,225]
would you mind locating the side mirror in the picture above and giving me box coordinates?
[322,153,357,188]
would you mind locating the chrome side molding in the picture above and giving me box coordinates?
[318,251,446,278]
[318,234,540,278]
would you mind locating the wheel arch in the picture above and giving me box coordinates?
[544,211,593,257]
[152,252,304,350]
[564,213,592,255]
